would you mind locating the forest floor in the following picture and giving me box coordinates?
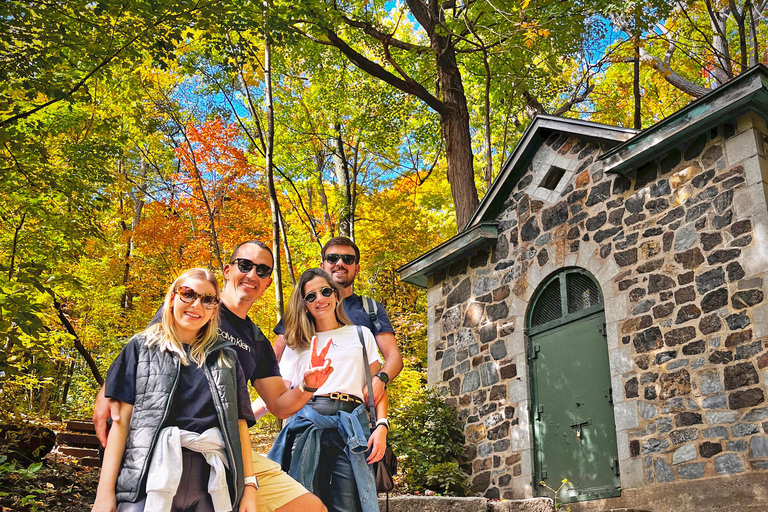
[0,419,403,512]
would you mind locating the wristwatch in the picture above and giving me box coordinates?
[376,418,390,430]
[244,475,259,490]
[374,371,390,387]
[300,380,319,393]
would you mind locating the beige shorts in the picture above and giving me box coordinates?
[252,450,309,512]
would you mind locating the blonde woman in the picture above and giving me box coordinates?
[267,268,387,512]
[92,268,257,512]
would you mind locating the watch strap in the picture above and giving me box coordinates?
[244,475,259,489]
[300,380,319,393]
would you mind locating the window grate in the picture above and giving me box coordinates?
[567,273,602,314]
[531,279,563,327]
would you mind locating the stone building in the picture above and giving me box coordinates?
[397,65,768,510]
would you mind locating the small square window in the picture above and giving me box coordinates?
[540,166,566,191]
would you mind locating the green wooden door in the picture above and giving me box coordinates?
[529,270,620,502]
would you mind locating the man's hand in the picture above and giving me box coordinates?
[366,425,387,464]
[93,386,122,448]
[302,335,333,389]
[362,377,386,406]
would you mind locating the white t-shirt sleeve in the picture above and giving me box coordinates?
[278,345,308,388]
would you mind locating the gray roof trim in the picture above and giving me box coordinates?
[397,223,499,288]
[601,65,768,175]
[465,115,637,230]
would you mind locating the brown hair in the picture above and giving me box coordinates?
[144,268,221,366]
[283,268,351,350]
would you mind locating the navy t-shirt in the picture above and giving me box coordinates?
[104,337,255,433]
[150,304,281,385]
[273,293,394,336]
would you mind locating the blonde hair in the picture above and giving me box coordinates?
[144,268,221,367]
[283,268,350,350]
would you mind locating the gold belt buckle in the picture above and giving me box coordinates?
[329,392,343,401]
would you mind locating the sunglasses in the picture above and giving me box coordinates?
[324,253,356,265]
[176,286,220,309]
[234,258,273,279]
[304,286,335,304]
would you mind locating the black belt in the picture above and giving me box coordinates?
[307,393,363,414]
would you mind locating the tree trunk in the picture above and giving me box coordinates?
[60,360,75,406]
[634,40,641,129]
[8,212,26,280]
[121,159,146,310]
[264,24,284,319]
[316,151,333,237]
[332,123,352,237]
[749,1,760,66]
[440,102,477,230]
[278,209,296,285]
[482,48,493,189]
[706,2,733,83]
[730,0,749,71]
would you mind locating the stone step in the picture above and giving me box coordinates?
[376,496,554,512]
[65,420,95,433]
[56,432,100,448]
[79,457,101,467]
[57,446,100,458]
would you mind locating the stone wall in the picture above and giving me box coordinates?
[426,111,768,502]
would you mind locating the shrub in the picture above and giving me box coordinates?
[388,387,470,496]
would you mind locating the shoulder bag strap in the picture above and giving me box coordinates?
[356,325,377,422]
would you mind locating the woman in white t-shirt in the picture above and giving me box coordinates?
[266,268,387,512]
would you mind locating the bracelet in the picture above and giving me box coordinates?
[300,380,319,393]
[376,418,390,430]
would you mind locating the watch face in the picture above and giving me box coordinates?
[377,372,390,383]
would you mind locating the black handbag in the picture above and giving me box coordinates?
[356,326,397,494]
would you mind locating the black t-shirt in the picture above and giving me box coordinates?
[104,337,255,433]
[150,304,281,385]
[273,293,395,336]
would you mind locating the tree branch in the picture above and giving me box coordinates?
[324,28,447,114]
[50,294,103,386]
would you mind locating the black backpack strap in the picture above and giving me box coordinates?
[362,296,383,334]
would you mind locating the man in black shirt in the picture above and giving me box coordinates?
[94,241,330,512]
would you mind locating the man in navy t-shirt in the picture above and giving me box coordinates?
[274,236,403,405]
[94,241,330,512]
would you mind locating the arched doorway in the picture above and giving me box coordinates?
[528,268,620,502]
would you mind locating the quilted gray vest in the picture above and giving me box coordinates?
[115,333,245,506]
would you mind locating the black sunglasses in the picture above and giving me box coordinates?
[176,286,220,309]
[304,286,335,304]
[234,258,273,279]
[324,253,356,265]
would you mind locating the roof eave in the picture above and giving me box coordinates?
[602,65,768,175]
[397,223,499,288]
[465,115,637,230]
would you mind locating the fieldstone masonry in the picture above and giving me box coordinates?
[424,111,768,501]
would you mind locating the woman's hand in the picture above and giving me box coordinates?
[91,492,116,512]
[302,335,333,389]
[366,424,388,463]
[239,485,258,512]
